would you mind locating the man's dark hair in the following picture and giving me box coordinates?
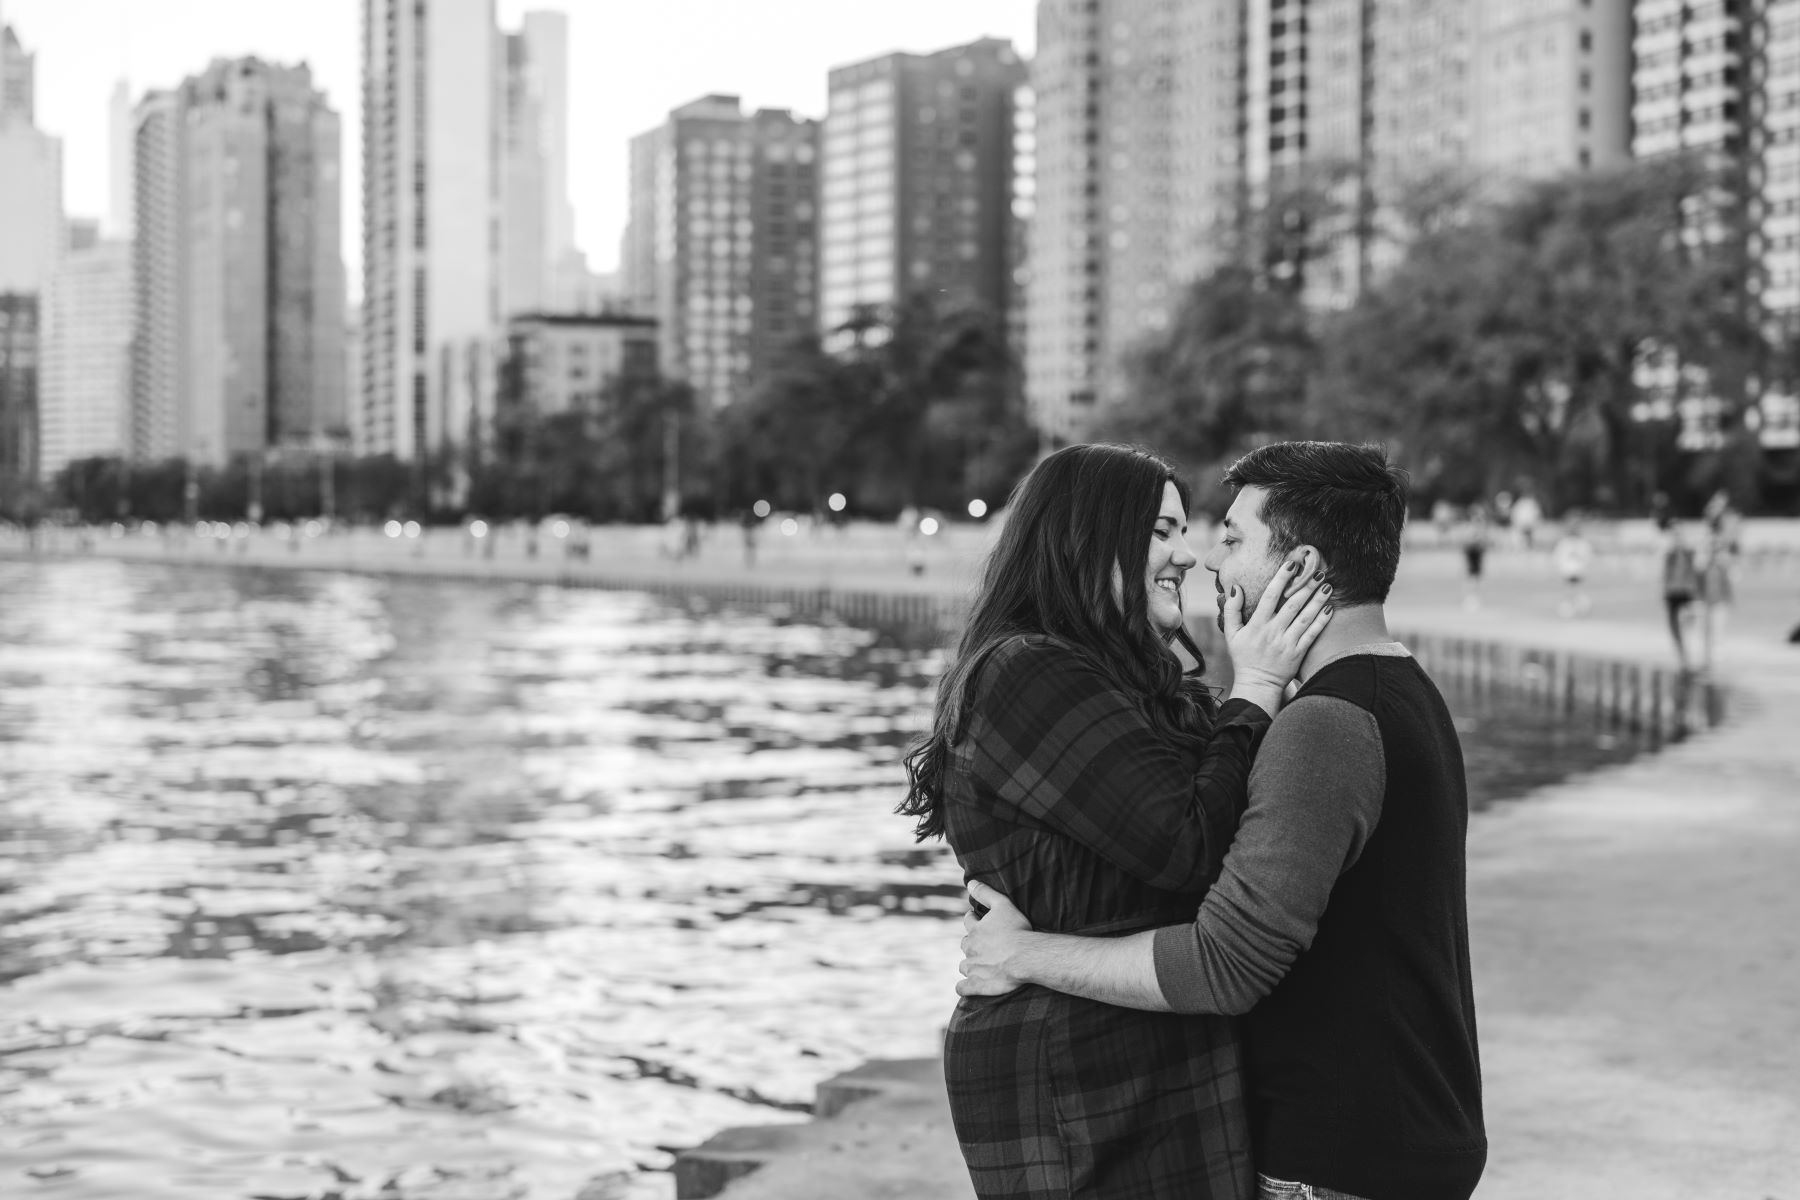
[1223,441,1409,606]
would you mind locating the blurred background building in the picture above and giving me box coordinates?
[818,39,1026,346]
[40,227,131,479]
[6,0,1800,512]
[0,15,60,501]
[622,96,820,409]
[360,0,499,463]
[129,58,345,469]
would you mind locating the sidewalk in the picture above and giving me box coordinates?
[687,598,1800,1200]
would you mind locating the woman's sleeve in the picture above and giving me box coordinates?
[964,639,1271,893]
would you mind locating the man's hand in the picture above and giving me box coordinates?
[957,879,1035,997]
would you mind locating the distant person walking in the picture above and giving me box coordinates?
[1659,514,1703,671]
[1510,492,1544,551]
[1700,490,1739,664]
[1457,505,1492,611]
[1552,518,1593,618]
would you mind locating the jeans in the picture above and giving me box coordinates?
[1257,1172,1373,1200]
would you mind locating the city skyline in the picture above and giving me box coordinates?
[4,0,1038,290]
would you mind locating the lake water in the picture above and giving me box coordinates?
[0,560,1644,1200]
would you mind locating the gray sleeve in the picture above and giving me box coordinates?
[1152,694,1385,1015]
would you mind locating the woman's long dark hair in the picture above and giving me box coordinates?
[897,443,1216,842]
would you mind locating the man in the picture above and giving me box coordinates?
[959,442,1486,1200]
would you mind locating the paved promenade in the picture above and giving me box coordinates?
[5,524,1800,1196]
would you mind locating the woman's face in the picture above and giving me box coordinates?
[1138,480,1199,637]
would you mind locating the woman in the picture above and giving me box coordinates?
[899,444,1331,1199]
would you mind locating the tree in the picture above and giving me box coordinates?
[1090,263,1316,503]
[1323,155,1764,512]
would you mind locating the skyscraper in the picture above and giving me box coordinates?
[0,14,60,298]
[1633,0,1800,448]
[499,10,581,317]
[623,96,820,409]
[818,38,1026,342]
[1026,0,1635,438]
[1028,0,1240,440]
[108,79,133,239]
[0,294,36,503]
[130,59,346,468]
[1472,0,1632,182]
[41,238,132,478]
[1,19,33,126]
[0,13,58,495]
[522,11,575,270]
[501,29,549,317]
[361,0,501,459]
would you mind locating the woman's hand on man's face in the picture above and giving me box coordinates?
[1222,550,1334,694]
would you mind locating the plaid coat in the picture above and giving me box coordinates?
[942,634,1267,1200]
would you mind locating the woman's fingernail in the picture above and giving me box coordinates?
[1322,584,1333,594]
[1312,569,1323,581]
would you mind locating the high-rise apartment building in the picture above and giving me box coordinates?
[0,15,57,494]
[361,0,501,459]
[500,11,580,317]
[1029,0,1246,440]
[1,20,32,126]
[130,90,183,461]
[502,30,549,317]
[0,294,37,500]
[819,39,1026,342]
[108,79,133,238]
[522,11,575,271]
[1026,0,1633,438]
[1473,0,1632,182]
[130,59,346,468]
[623,96,820,408]
[41,239,131,478]
[1632,0,1800,447]
[0,18,60,299]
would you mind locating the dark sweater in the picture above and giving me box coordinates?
[1154,649,1486,1200]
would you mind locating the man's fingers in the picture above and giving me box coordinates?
[962,911,977,934]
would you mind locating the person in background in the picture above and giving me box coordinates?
[1659,513,1702,672]
[1457,504,1492,611]
[1552,516,1594,618]
[901,442,1332,1200]
[1510,491,1544,551]
[1700,490,1740,665]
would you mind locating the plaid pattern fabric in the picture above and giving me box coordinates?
[941,635,1266,1199]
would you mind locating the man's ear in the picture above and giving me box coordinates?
[1285,545,1322,573]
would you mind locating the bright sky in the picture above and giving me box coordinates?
[6,0,1037,289]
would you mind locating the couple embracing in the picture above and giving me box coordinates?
[899,441,1485,1200]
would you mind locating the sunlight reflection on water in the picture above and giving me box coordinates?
[1,560,962,1200]
[0,559,1645,1199]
